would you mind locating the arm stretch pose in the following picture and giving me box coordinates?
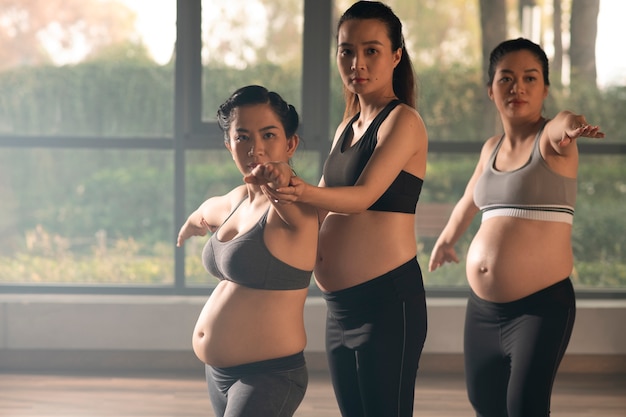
[177,85,318,417]
[429,38,604,417]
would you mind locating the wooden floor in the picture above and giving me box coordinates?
[0,370,624,417]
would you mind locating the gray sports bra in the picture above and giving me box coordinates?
[202,199,312,290]
[473,123,577,224]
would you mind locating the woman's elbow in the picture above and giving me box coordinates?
[347,200,377,214]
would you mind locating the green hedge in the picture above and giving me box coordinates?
[0,62,624,287]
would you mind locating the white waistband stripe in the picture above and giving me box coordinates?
[480,206,574,224]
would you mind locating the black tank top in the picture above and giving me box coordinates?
[322,100,423,213]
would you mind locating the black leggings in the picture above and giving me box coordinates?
[323,258,428,417]
[464,278,576,417]
[206,352,308,417]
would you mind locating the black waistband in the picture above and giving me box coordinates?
[211,351,306,377]
[322,258,423,315]
[469,277,574,313]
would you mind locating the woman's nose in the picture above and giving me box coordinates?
[250,140,264,155]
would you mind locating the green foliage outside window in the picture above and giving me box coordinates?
[0,62,624,289]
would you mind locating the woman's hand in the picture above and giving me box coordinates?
[557,114,605,148]
[176,213,209,247]
[428,242,460,272]
[263,175,307,204]
[244,161,294,189]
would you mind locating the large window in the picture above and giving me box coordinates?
[0,0,178,292]
[1,0,624,295]
[200,0,304,120]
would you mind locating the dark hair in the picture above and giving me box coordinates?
[337,1,417,118]
[487,38,550,87]
[216,85,299,143]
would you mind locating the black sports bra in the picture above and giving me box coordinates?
[202,200,312,290]
[322,99,423,213]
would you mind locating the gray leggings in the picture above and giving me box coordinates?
[464,278,576,417]
[206,352,308,417]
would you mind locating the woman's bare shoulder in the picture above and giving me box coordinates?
[224,185,248,206]
[380,103,427,144]
[481,134,502,153]
[393,102,425,124]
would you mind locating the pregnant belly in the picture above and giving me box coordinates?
[192,282,307,367]
[466,219,573,302]
[316,212,416,290]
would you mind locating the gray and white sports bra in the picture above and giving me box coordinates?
[473,123,577,224]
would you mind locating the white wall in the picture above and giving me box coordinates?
[1,294,624,373]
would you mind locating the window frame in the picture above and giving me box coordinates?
[0,0,623,299]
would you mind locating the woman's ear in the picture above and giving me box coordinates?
[393,48,402,68]
[286,135,299,158]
